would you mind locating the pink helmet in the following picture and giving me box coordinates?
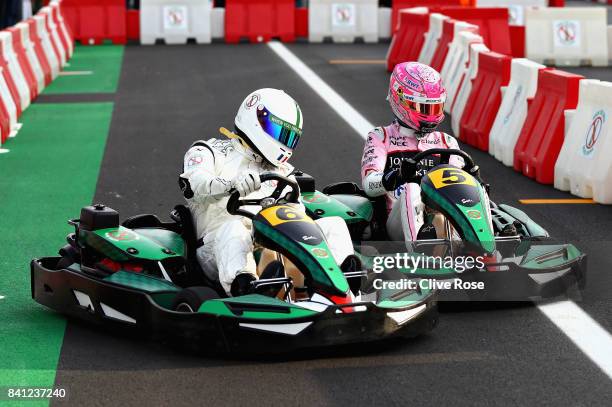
[388,62,446,133]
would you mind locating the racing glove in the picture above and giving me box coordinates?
[233,171,261,197]
[381,159,419,191]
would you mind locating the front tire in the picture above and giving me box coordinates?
[171,287,220,312]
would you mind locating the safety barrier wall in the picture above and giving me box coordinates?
[513,69,583,184]
[378,7,392,39]
[555,80,612,204]
[0,0,73,149]
[140,0,212,45]
[0,32,30,113]
[476,0,546,25]
[451,42,489,138]
[489,58,546,166]
[459,51,511,151]
[390,1,471,34]
[309,0,378,43]
[62,0,126,45]
[386,7,430,72]
[608,25,612,64]
[211,7,225,39]
[430,19,477,72]
[418,13,448,65]
[509,25,525,57]
[224,0,295,43]
[525,7,608,66]
[440,31,483,113]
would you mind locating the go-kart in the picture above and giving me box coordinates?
[31,173,438,354]
[298,149,586,301]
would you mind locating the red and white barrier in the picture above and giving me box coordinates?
[386,7,430,72]
[451,42,490,138]
[476,0,547,25]
[418,13,448,66]
[50,1,74,59]
[33,15,60,80]
[309,0,378,43]
[430,20,477,72]
[525,7,608,66]
[140,0,213,45]
[459,51,511,151]
[39,7,67,67]
[489,58,546,166]
[14,23,45,95]
[378,7,392,40]
[5,27,39,101]
[441,31,483,114]
[25,19,53,86]
[0,70,19,141]
[513,69,583,184]
[555,80,612,203]
[0,32,31,112]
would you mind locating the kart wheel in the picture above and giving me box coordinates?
[172,287,220,313]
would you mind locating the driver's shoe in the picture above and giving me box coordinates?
[230,273,257,297]
[340,255,363,295]
[255,260,286,298]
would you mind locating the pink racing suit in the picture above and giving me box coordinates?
[361,121,464,241]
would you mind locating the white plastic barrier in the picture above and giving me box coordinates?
[554,80,612,204]
[33,15,60,80]
[309,0,378,43]
[418,13,448,65]
[451,42,490,138]
[140,0,212,45]
[50,1,73,59]
[0,32,31,112]
[608,25,612,64]
[211,7,224,39]
[441,30,483,114]
[525,7,608,66]
[378,7,392,40]
[0,67,19,138]
[16,22,45,95]
[40,6,66,66]
[476,0,546,25]
[489,58,545,166]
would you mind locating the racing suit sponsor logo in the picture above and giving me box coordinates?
[209,139,234,155]
[187,155,203,167]
[369,180,383,190]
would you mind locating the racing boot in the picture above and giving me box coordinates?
[255,260,286,298]
[230,273,257,297]
[340,255,363,295]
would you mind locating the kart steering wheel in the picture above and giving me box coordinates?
[402,148,478,183]
[226,172,300,219]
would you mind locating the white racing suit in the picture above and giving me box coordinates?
[361,121,465,242]
[180,137,354,295]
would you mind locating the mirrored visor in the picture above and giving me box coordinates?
[257,105,302,150]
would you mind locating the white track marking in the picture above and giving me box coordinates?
[0,295,5,300]
[269,41,612,381]
[59,70,93,76]
[539,300,612,380]
[267,41,373,138]
[0,149,9,154]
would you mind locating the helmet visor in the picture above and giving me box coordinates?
[257,105,302,150]
[399,98,445,116]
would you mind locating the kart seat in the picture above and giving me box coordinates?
[122,213,180,233]
[322,181,367,197]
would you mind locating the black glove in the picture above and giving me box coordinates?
[382,158,420,191]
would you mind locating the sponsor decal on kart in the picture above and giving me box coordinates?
[467,210,481,220]
[106,229,140,242]
[311,247,329,258]
[427,168,477,189]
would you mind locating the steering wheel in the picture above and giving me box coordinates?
[226,172,300,219]
[402,148,478,183]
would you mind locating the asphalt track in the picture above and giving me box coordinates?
[33,42,612,406]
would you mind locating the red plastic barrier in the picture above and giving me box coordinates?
[513,70,583,184]
[5,27,38,100]
[459,51,511,151]
[62,0,127,45]
[430,18,459,72]
[0,38,23,116]
[126,9,139,41]
[0,99,10,144]
[441,7,511,56]
[26,19,52,86]
[295,7,308,38]
[391,1,469,34]
[549,0,564,6]
[387,8,430,72]
[225,0,295,43]
[509,25,525,58]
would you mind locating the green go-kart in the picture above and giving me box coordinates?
[298,149,586,301]
[31,173,438,354]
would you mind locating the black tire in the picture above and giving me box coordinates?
[171,287,220,313]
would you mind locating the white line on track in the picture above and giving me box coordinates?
[267,41,373,138]
[0,295,5,300]
[59,70,93,76]
[268,40,612,381]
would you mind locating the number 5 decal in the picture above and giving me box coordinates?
[428,168,476,189]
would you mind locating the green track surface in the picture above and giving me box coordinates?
[0,103,114,405]
[43,45,124,94]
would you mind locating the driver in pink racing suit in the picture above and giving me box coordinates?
[361,62,465,242]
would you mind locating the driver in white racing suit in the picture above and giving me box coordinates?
[180,88,357,296]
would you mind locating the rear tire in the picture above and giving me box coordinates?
[171,287,220,313]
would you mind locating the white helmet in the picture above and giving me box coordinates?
[234,88,303,167]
